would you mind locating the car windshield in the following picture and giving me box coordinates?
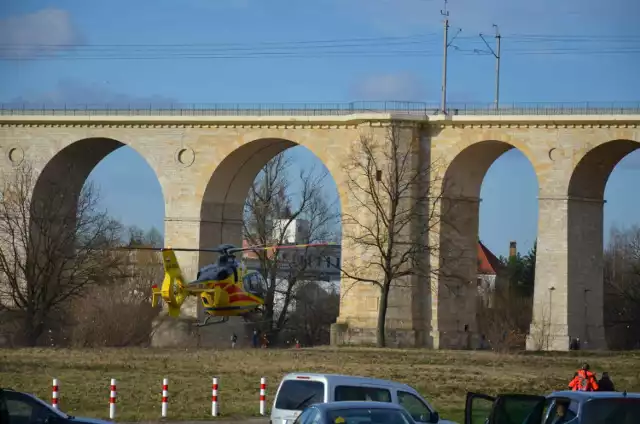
[581,397,640,424]
[274,380,325,411]
[326,407,414,424]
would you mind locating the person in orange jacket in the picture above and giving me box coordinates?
[568,363,599,391]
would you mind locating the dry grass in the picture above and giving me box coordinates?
[1,347,640,423]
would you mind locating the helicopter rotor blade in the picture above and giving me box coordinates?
[230,241,337,254]
[168,247,225,253]
[111,246,164,252]
[113,242,337,254]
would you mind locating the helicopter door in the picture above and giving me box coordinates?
[243,272,267,297]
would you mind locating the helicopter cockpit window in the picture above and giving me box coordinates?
[243,272,267,296]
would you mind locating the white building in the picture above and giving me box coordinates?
[271,218,311,244]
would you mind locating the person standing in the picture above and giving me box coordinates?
[597,372,615,391]
[231,332,237,349]
[568,363,599,391]
[252,329,259,348]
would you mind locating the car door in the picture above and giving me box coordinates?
[490,394,547,424]
[397,390,439,423]
[465,393,546,424]
[465,392,496,424]
[2,391,62,424]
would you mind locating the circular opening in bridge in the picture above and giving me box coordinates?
[200,139,342,346]
[176,147,195,166]
[569,139,640,350]
[7,146,24,165]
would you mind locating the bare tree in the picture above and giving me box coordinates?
[284,280,340,346]
[475,286,530,352]
[0,162,125,346]
[66,227,165,347]
[336,127,453,347]
[603,225,640,349]
[243,152,340,341]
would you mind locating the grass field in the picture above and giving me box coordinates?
[2,347,640,423]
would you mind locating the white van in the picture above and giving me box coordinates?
[270,373,457,424]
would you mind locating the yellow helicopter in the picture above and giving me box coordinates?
[132,242,335,327]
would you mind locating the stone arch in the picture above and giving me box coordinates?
[199,137,343,264]
[32,137,165,217]
[569,139,640,199]
[565,139,640,350]
[434,139,540,349]
[197,137,343,345]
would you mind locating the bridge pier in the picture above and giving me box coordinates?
[527,195,608,351]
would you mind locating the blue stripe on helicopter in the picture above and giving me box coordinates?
[204,305,257,311]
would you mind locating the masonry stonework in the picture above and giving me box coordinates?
[1,113,639,350]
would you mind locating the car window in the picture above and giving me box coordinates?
[306,408,322,424]
[294,408,315,424]
[327,407,413,424]
[543,398,578,424]
[275,380,325,411]
[334,386,391,402]
[397,391,432,422]
[4,391,54,424]
[581,398,640,424]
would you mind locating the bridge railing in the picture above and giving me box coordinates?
[1,101,640,116]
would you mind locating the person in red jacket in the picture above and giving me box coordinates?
[568,363,599,391]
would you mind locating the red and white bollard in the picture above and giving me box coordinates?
[161,378,169,418]
[211,377,219,417]
[109,379,117,419]
[52,378,59,409]
[259,377,266,415]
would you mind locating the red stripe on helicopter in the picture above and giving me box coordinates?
[229,294,258,303]
[225,285,243,294]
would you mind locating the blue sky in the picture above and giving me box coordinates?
[1,0,640,258]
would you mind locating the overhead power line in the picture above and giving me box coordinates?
[0,31,639,61]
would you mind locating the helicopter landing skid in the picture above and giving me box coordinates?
[241,308,264,323]
[196,316,229,327]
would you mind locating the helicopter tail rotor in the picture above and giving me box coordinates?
[153,249,189,316]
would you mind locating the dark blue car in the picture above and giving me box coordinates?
[292,401,418,424]
[465,389,640,424]
[0,388,113,424]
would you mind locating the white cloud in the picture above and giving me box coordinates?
[349,72,428,101]
[3,79,179,108]
[0,8,83,59]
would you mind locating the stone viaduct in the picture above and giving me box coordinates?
[1,104,639,351]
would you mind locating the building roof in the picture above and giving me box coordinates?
[478,241,503,275]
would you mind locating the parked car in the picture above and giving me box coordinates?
[0,387,113,424]
[270,372,457,424]
[465,389,640,424]
[292,401,417,424]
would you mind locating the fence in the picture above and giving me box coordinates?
[2,101,640,116]
[49,376,268,420]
